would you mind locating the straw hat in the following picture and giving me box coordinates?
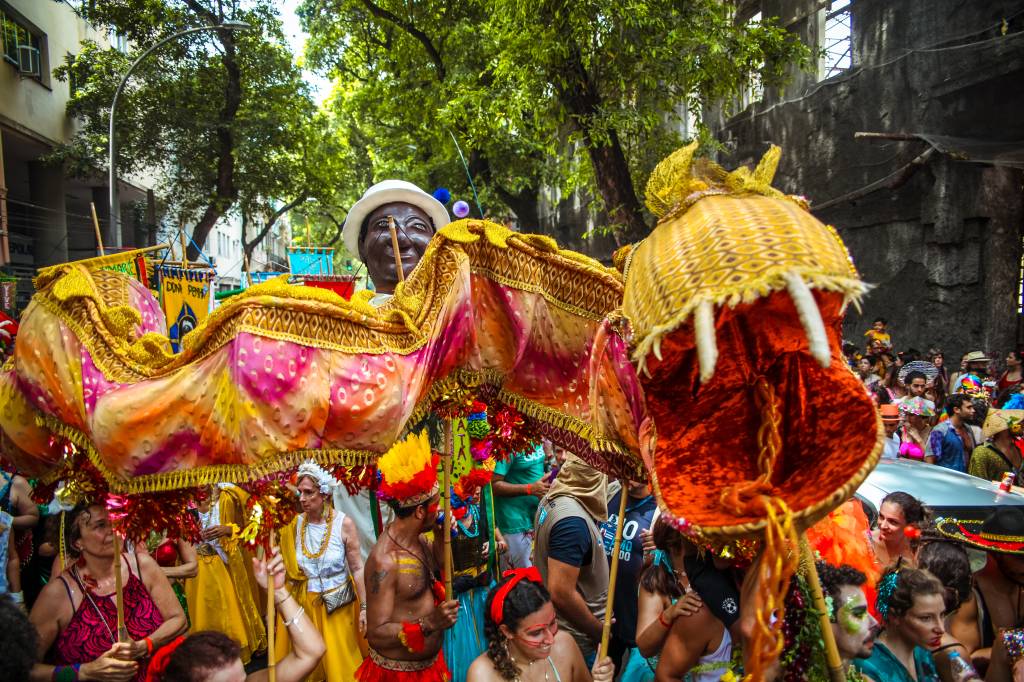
[624,143,879,538]
[982,409,1024,440]
[342,180,451,256]
[880,404,902,423]
[964,350,991,364]
[898,360,939,385]
[936,507,1024,555]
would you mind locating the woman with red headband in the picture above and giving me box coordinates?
[146,548,326,682]
[466,568,614,681]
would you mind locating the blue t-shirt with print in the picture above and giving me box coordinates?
[600,489,657,646]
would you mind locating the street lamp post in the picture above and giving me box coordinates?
[107,21,251,250]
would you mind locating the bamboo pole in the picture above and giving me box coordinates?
[305,217,312,248]
[388,216,404,284]
[90,203,106,256]
[599,490,628,660]
[267,529,277,682]
[442,419,454,599]
[112,534,128,642]
[802,539,845,682]
[179,231,189,269]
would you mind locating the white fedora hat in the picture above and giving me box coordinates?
[342,180,451,257]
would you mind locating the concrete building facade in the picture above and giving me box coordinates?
[1,0,156,307]
[707,0,1024,363]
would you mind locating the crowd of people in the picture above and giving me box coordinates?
[3,178,1024,682]
[852,318,1023,482]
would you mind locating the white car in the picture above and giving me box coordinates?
[855,458,1024,526]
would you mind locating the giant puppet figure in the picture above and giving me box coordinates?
[0,144,881,678]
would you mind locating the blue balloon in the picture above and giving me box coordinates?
[453,200,470,218]
[432,187,451,205]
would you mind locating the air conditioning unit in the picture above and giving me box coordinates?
[16,43,40,78]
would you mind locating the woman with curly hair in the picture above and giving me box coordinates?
[854,566,945,681]
[466,568,613,681]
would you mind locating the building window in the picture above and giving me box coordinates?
[1,7,43,81]
[110,28,128,54]
[736,12,764,110]
[821,0,853,80]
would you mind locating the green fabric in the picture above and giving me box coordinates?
[493,444,545,534]
[968,443,1018,482]
[172,581,191,629]
[854,642,938,682]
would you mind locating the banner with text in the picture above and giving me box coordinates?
[157,266,214,352]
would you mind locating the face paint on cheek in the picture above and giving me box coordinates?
[839,598,868,636]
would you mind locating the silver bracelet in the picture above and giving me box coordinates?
[283,605,305,627]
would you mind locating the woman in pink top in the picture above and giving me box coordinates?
[28,503,187,681]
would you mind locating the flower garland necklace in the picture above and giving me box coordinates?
[301,506,334,560]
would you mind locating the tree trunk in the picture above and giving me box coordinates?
[187,31,242,261]
[555,46,649,244]
[491,185,541,231]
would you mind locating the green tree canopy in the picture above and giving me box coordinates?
[301,0,810,245]
[53,0,349,260]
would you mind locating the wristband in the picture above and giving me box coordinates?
[284,602,303,622]
[526,484,532,495]
[399,619,427,653]
[8,590,23,605]
[657,610,672,628]
[145,637,154,656]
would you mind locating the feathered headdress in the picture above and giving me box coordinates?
[296,460,339,494]
[378,431,439,507]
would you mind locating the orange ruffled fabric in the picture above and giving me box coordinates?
[643,290,881,535]
[807,498,881,611]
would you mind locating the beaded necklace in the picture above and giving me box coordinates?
[301,507,334,560]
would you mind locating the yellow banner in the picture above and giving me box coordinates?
[157,265,214,351]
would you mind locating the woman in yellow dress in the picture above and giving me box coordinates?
[185,484,267,664]
[277,460,367,680]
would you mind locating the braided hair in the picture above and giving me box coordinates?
[483,574,552,680]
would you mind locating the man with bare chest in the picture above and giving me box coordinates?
[357,431,459,681]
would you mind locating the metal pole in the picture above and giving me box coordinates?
[108,23,250,249]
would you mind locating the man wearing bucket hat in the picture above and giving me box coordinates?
[937,507,1024,669]
[954,351,992,399]
[880,404,902,460]
[342,180,451,304]
[968,410,1024,483]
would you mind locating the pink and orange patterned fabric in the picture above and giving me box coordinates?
[0,221,641,493]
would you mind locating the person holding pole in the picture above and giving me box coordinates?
[148,548,326,682]
[357,431,459,682]
[533,454,609,667]
[275,461,366,681]
[27,502,186,681]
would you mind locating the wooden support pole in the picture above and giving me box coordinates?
[112,534,128,642]
[267,529,277,682]
[802,539,845,682]
[599,490,628,660]
[0,131,10,266]
[180,231,189,269]
[442,419,453,599]
[90,203,106,256]
[388,216,404,284]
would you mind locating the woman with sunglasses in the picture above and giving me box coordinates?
[467,568,614,681]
